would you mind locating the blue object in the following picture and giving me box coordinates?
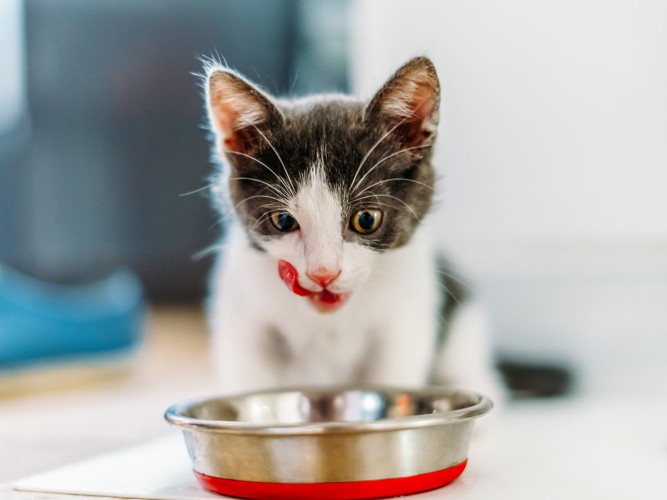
[0,266,146,370]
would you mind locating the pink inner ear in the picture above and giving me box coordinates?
[210,103,244,153]
[412,84,437,123]
[402,84,437,147]
[208,70,272,154]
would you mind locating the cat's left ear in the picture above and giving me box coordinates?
[206,67,283,154]
[365,57,440,148]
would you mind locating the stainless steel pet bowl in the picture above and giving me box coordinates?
[165,385,492,500]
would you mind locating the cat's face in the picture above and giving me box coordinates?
[206,57,440,312]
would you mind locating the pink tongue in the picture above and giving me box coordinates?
[278,260,312,297]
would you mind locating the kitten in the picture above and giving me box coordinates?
[204,56,504,404]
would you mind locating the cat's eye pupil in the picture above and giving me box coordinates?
[351,209,382,234]
[358,211,376,230]
[270,211,299,232]
[277,213,292,228]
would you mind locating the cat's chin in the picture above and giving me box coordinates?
[307,291,350,313]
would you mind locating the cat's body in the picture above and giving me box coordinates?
[204,57,503,403]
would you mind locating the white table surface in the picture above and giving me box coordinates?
[6,393,667,499]
[2,306,666,499]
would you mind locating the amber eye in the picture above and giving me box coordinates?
[270,211,299,232]
[350,210,383,234]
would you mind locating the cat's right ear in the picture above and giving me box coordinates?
[206,68,283,154]
[365,57,440,148]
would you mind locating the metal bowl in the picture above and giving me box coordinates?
[165,385,492,500]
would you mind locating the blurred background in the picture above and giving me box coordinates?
[0,0,349,300]
[1,0,666,399]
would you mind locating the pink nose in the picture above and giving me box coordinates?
[306,269,341,288]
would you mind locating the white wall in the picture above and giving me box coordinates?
[352,0,667,245]
[350,0,667,393]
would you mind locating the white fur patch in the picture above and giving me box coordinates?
[291,163,343,277]
[210,223,442,393]
[261,158,355,292]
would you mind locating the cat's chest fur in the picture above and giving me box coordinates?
[210,223,439,389]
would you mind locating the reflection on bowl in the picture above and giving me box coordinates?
[165,385,492,500]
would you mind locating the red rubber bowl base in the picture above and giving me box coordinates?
[194,459,467,500]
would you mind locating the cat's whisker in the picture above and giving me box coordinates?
[228,176,290,199]
[436,283,462,306]
[226,150,294,196]
[217,198,284,231]
[432,305,449,331]
[354,176,434,198]
[353,193,420,221]
[229,194,288,216]
[253,126,297,198]
[434,269,471,289]
[251,212,276,231]
[350,144,431,196]
[192,243,223,261]
[250,202,285,231]
[254,202,284,211]
[179,183,214,197]
[354,198,401,217]
[210,215,227,230]
[215,204,237,221]
[366,241,393,249]
[348,120,404,196]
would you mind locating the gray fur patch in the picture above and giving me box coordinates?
[264,325,293,365]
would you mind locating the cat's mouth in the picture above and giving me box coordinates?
[278,260,349,313]
[307,290,350,313]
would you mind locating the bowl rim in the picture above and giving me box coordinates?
[164,384,493,436]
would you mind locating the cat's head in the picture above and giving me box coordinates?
[205,57,440,312]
